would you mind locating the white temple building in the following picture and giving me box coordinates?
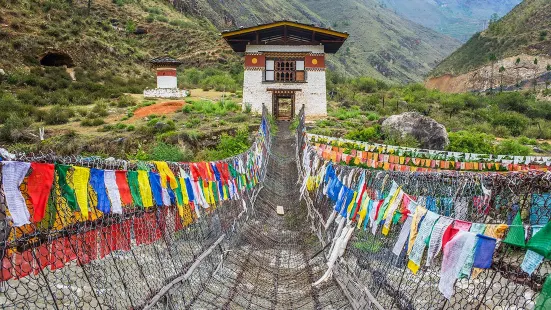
[222,21,348,120]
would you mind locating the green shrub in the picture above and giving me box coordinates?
[0,114,32,142]
[491,112,529,136]
[125,20,136,33]
[148,142,192,162]
[496,139,531,156]
[244,103,252,114]
[117,95,137,107]
[330,108,361,120]
[198,127,250,160]
[228,114,248,123]
[182,105,193,113]
[345,126,381,142]
[156,15,168,23]
[43,106,74,125]
[91,101,109,117]
[81,118,105,127]
[447,131,495,154]
[127,125,135,131]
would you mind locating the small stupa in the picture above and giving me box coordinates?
[144,56,189,99]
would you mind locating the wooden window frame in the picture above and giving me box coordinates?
[264,58,306,82]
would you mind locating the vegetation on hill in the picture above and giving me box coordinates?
[0,0,256,161]
[379,0,521,42]
[309,71,551,156]
[171,0,460,83]
[431,0,551,77]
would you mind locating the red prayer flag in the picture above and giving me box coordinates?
[27,163,55,222]
[115,171,133,206]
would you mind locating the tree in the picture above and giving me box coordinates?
[489,54,497,93]
[442,97,465,118]
[546,64,551,90]
[534,58,539,91]
[515,57,521,89]
[499,66,506,92]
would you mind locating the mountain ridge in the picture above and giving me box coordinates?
[171,0,461,82]
[380,0,522,41]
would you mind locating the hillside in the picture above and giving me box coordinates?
[171,0,461,83]
[430,0,551,78]
[0,0,239,75]
[380,0,521,42]
[0,0,256,160]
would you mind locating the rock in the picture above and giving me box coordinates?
[134,27,147,35]
[154,121,167,131]
[0,69,5,76]
[381,112,449,150]
[533,146,545,154]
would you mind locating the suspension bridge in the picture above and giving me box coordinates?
[1,106,550,309]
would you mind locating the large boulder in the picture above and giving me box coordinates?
[381,112,449,150]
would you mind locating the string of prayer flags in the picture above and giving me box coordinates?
[521,225,546,275]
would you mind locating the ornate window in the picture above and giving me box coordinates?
[265,59,305,82]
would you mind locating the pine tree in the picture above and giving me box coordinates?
[515,57,521,90]
[499,66,506,92]
[546,64,551,90]
[533,58,539,91]
[489,54,497,93]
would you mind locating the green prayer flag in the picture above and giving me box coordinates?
[127,171,143,208]
[527,220,551,259]
[536,275,551,310]
[175,178,184,206]
[503,211,526,248]
[55,164,78,211]
[211,181,219,203]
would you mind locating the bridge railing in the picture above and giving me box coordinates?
[296,112,551,309]
[0,106,271,309]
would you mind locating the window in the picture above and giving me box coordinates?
[265,60,275,81]
[264,59,305,82]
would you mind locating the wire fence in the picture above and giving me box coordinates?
[296,105,551,310]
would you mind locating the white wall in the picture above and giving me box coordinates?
[157,76,177,89]
[243,45,327,118]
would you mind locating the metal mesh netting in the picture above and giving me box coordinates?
[0,105,353,309]
[187,121,351,309]
[296,105,551,310]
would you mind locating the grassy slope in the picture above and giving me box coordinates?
[380,0,521,41]
[430,0,551,76]
[187,0,461,83]
[0,0,256,160]
[0,0,239,75]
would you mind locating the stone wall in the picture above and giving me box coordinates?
[143,88,189,99]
